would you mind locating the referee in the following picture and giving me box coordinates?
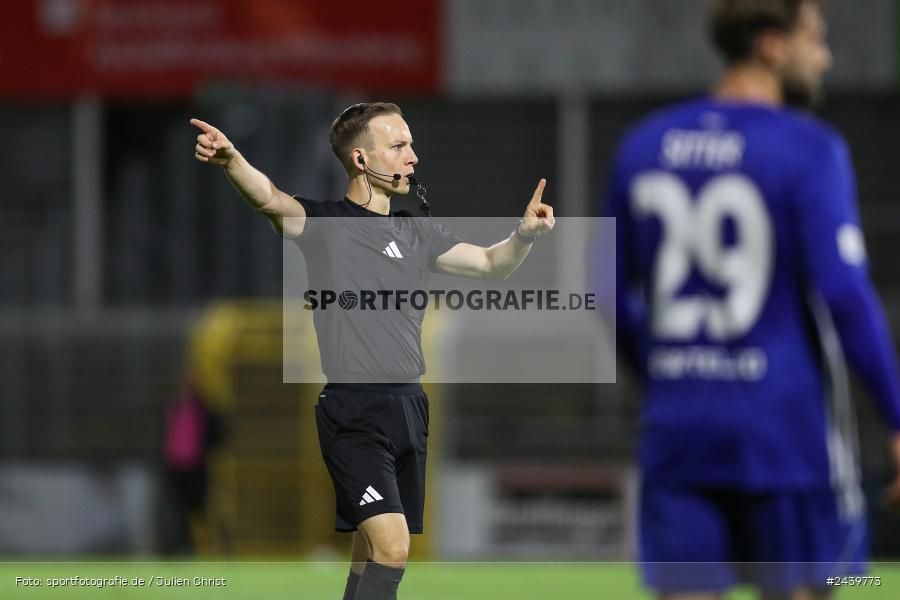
[191,102,554,600]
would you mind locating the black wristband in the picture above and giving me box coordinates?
[514,220,538,244]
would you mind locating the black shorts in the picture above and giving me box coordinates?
[315,382,429,534]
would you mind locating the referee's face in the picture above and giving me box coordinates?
[366,114,418,195]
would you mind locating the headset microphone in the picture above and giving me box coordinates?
[358,156,401,181]
[358,155,431,216]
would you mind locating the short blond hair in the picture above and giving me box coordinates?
[329,102,403,173]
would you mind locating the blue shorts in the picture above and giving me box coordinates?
[639,479,868,594]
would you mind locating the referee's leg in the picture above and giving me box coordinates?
[350,531,369,572]
[342,531,369,600]
[354,513,409,599]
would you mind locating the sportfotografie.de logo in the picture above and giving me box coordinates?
[303,289,598,312]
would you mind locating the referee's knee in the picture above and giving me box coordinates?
[370,539,409,568]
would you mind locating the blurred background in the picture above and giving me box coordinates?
[1,0,899,563]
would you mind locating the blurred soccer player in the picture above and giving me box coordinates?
[191,103,553,600]
[601,1,900,598]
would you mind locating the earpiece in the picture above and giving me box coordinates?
[355,153,431,215]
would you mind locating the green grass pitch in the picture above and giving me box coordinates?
[3,561,899,599]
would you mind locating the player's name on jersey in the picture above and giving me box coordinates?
[660,128,745,170]
[648,345,767,382]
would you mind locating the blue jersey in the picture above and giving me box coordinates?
[603,97,900,489]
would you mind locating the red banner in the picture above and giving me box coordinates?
[0,0,441,99]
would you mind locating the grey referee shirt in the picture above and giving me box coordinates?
[293,196,461,383]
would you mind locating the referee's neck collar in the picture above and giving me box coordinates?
[343,196,392,217]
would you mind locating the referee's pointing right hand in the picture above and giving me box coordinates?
[519,178,555,238]
[190,118,236,166]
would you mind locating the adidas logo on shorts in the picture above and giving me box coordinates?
[359,485,384,506]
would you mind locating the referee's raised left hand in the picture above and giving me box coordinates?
[519,179,555,237]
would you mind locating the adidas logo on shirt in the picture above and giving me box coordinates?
[382,241,404,259]
[359,485,384,506]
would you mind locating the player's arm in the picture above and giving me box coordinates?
[434,179,554,279]
[190,118,306,238]
[797,134,900,506]
[816,252,900,508]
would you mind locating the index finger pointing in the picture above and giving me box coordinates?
[529,178,547,205]
[189,118,214,133]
